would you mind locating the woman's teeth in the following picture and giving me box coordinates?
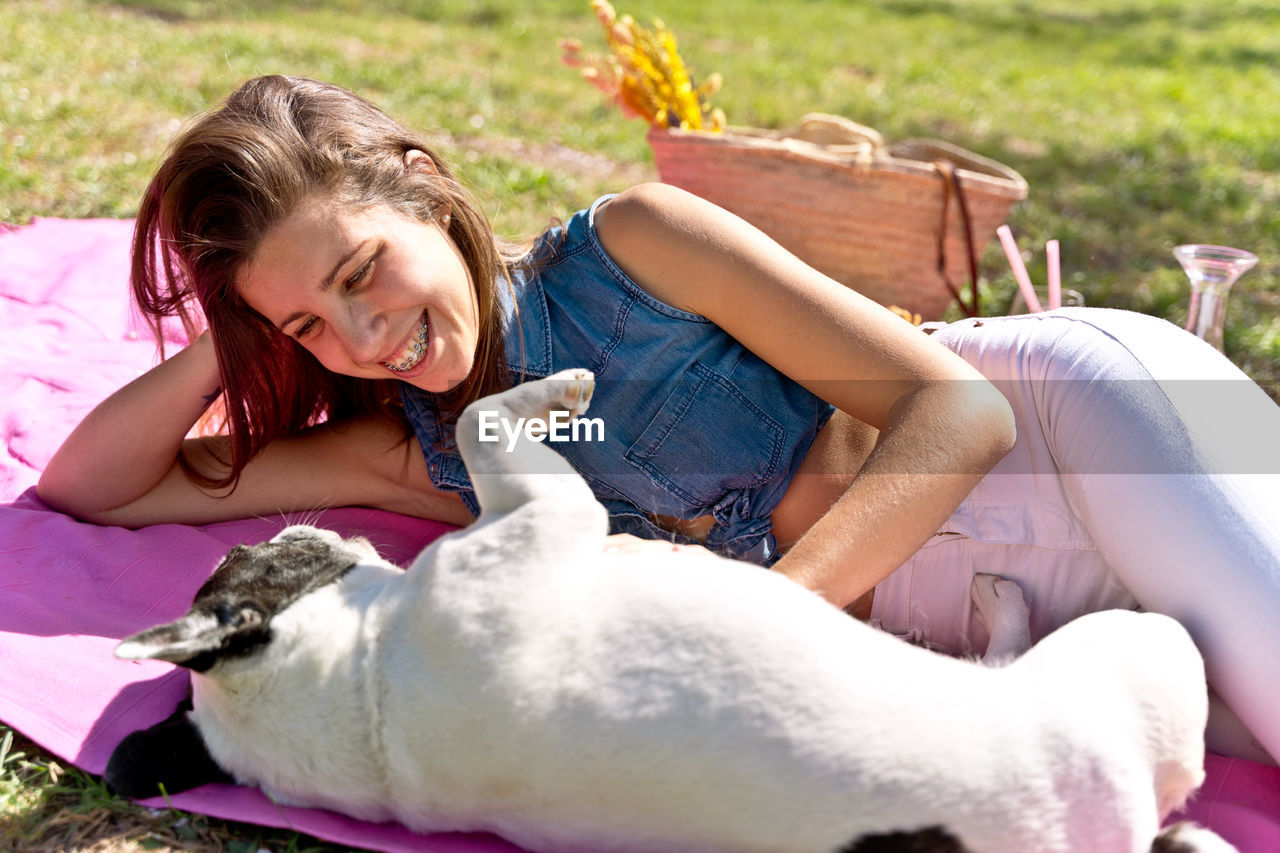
[381,313,430,372]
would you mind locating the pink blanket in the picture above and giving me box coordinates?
[1,218,1277,852]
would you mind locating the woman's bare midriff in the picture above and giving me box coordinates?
[619,410,880,620]
[771,409,879,619]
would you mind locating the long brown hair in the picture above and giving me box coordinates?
[132,75,519,490]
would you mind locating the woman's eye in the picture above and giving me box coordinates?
[295,317,319,339]
[345,260,372,290]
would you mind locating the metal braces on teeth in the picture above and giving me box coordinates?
[385,315,429,372]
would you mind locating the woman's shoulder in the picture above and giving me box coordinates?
[591,183,748,316]
[592,182,698,260]
[593,181,691,226]
[524,184,682,272]
[520,186,710,323]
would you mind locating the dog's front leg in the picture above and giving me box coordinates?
[456,369,599,517]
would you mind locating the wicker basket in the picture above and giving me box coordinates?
[647,115,1029,319]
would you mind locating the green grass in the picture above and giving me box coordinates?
[3,0,1277,384]
[3,0,1279,847]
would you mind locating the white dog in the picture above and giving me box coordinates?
[108,370,1233,853]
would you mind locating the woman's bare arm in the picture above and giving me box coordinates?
[38,331,224,520]
[36,333,471,528]
[594,183,1016,607]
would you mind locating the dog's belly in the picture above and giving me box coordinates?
[371,549,1135,853]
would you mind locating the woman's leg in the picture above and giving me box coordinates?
[944,308,1280,762]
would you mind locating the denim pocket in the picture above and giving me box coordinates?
[625,363,786,508]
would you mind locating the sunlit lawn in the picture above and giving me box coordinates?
[4,2,1278,386]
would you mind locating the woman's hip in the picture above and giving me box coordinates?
[869,537,1136,657]
[871,307,1280,654]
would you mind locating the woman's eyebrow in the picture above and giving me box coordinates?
[276,241,367,331]
[321,242,368,291]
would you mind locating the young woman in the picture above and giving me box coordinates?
[37,75,1280,765]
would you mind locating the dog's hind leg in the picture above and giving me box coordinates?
[971,573,1032,663]
[456,369,599,517]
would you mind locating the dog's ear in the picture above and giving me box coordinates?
[105,698,234,798]
[114,603,267,671]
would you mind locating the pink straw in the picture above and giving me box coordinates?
[997,225,1042,313]
[1046,239,1061,310]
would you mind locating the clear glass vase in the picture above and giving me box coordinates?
[1173,244,1258,351]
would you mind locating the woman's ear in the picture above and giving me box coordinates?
[403,149,450,226]
[403,149,440,176]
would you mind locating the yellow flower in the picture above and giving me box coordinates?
[888,305,924,326]
[592,0,616,27]
[567,2,723,131]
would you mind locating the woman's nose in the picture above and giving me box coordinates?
[334,301,384,365]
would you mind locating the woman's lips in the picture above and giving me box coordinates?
[380,311,430,373]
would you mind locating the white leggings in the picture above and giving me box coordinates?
[869,308,1280,763]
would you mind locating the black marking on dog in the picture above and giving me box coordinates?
[105,695,233,798]
[192,536,358,618]
[180,600,272,673]
[107,532,363,794]
[838,825,973,853]
[155,535,359,671]
[1151,822,1213,853]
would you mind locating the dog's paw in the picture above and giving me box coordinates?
[540,368,595,418]
[970,573,1028,629]
[971,573,1032,661]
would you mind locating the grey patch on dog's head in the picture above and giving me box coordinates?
[115,527,360,672]
[838,825,973,853]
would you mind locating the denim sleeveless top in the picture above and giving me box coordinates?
[401,195,834,565]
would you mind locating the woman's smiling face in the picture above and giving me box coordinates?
[237,192,480,394]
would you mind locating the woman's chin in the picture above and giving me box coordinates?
[404,359,473,394]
